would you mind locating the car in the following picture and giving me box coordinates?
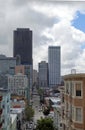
[28,124,32,129]
[39,108,42,112]
[33,122,37,129]
[29,121,33,124]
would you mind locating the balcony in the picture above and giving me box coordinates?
[0,96,2,102]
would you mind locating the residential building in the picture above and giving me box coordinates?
[0,88,10,130]
[0,74,8,89]
[48,46,61,87]
[62,73,85,130]
[13,28,32,65]
[53,104,62,130]
[0,54,16,75]
[8,73,29,100]
[38,61,48,88]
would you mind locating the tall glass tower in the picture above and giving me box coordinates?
[13,28,32,65]
[48,46,61,87]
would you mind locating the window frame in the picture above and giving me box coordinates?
[74,81,83,98]
[75,107,83,123]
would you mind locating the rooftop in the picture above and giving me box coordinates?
[10,108,24,114]
[64,73,85,79]
[10,114,17,124]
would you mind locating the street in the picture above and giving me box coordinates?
[32,87,44,124]
[21,87,44,130]
[32,95,44,124]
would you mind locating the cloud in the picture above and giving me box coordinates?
[0,1,85,75]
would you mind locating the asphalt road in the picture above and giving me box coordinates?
[20,88,45,130]
[32,89,44,124]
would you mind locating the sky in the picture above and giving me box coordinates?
[0,0,85,75]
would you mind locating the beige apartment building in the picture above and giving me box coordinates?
[61,74,85,130]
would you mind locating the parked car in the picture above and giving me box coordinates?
[39,108,42,112]
[28,125,32,129]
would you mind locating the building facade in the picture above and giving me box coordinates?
[0,55,16,75]
[8,73,28,99]
[0,74,8,89]
[13,28,32,65]
[53,105,62,130]
[38,61,48,88]
[62,74,85,130]
[0,88,10,130]
[48,46,61,87]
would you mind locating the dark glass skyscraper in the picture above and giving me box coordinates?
[13,28,32,65]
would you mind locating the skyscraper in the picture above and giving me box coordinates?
[13,28,32,65]
[38,61,48,88]
[48,46,61,87]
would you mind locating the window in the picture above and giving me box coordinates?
[76,108,82,122]
[72,106,74,120]
[76,90,81,96]
[71,82,74,97]
[75,82,82,97]
[2,104,5,109]
[65,82,69,94]
[60,123,62,127]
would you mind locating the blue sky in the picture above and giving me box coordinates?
[72,11,85,33]
[0,1,85,74]
[72,11,85,49]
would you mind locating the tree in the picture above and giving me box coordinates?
[38,88,44,104]
[38,88,44,96]
[25,105,34,121]
[43,107,50,116]
[36,117,55,130]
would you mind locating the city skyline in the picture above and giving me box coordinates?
[0,1,85,75]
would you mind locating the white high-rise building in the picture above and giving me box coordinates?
[48,46,61,87]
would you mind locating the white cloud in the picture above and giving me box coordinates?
[0,1,85,75]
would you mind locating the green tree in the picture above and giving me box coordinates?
[38,88,44,96]
[43,107,50,116]
[36,117,55,130]
[38,88,44,104]
[25,105,34,121]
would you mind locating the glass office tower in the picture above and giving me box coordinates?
[13,28,32,65]
[48,46,61,87]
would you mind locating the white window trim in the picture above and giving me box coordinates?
[72,104,75,121]
[74,106,83,123]
[74,81,83,99]
[65,81,70,95]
